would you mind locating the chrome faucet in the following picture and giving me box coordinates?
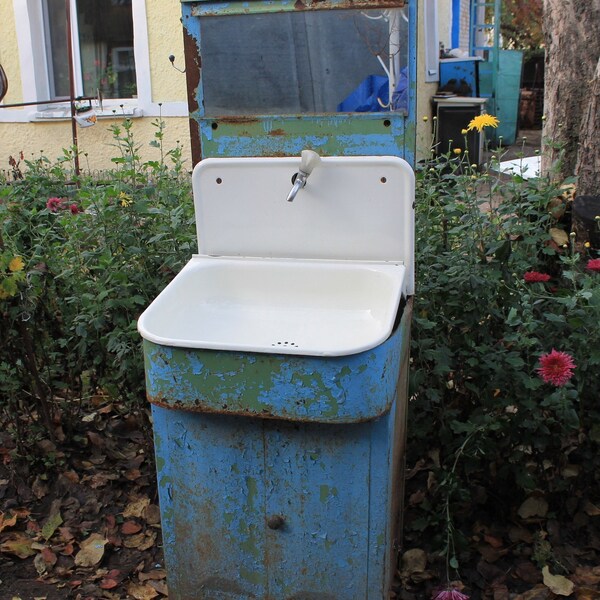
[286,150,321,202]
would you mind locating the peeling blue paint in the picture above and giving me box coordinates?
[144,313,404,423]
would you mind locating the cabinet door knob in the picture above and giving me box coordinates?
[267,515,285,530]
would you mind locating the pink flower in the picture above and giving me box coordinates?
[536,349,576,386]
[433,589,470,600]
[586,258,600,273]
[524,271,551,283]
[46,197,64,212]
[69,203,81,215]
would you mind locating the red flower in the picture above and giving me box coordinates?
[524,271,551,283]
[586,258,600,273]
[433,590,470,600]
[536,349,576,387]
[69,203,81,215]
[46,197,64,212]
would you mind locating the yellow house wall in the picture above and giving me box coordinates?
[2,118,192,173]
[0,2,23,106]
[0,0,192,173]
[146,0,188,103]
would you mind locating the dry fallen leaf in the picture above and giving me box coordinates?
[144,504,161,525]
[399,548,430,583]
[99,578,119,590]
[33,547,57,575]
[138,569,167,582]
[0,511,18,533]
[513,584,552,600]
[122,520,143,535]
[147,579,169,595]
[583,500,600,517]
[550,227,569,247]
[542,566,574,596]
[74,533,108,567]
[123,532,146,549]
[31,476,49,499]
[573,565,600,586]
[0,532,36,559]
[518,496,549,519]
[123,530,157,551]
[123,496,151,519]
[127,582,159,600]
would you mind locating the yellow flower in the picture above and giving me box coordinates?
[8,256,24,272]
[584,242,591,248]
[119,191,133,207]
[467,113,500,132]
[453,148,462,155]
[461,129,468,135]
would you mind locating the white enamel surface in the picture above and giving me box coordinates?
[137,256,406,356]
[192,155,415,295]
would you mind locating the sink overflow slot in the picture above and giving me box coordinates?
[272,341,298,348]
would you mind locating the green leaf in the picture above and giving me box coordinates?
[506,307,521,326]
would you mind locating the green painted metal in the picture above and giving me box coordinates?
[198,114,410,160]
[143,300,411,424]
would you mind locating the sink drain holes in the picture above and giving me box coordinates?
[272,341,298,348]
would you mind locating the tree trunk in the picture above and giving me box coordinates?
[575,57,600,195]
[541,0,600,189]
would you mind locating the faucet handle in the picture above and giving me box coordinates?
[300,150,321,175]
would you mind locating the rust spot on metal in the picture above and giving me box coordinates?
[294,0,404,10]
[147,392,387,424]
[213,116,261,125]
[183,27,202,165]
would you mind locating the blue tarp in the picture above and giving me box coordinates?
[337,68,408,113]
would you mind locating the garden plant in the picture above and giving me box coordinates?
[0,116,599,598]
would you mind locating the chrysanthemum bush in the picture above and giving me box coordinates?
[406,118,600,586]
[0,118,195,450]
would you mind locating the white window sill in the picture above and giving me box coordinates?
[30,104,142,122]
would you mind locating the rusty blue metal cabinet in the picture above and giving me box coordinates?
[144,299,412,599]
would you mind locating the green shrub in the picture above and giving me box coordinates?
[406,139,600,571]
[0,119,195,448]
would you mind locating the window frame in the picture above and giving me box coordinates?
[3,0,187,123]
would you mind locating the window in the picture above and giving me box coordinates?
[43,0,137,100]
[5,0,187,123]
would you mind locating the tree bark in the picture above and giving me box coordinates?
[541,0,600,190]
[575,57,600,195]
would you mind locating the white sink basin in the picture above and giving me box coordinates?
[138,256,406,357]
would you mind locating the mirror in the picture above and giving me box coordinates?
[199,9,409,116]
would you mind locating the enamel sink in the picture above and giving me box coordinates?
[137,256,405,356]
[138,155,414,357]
